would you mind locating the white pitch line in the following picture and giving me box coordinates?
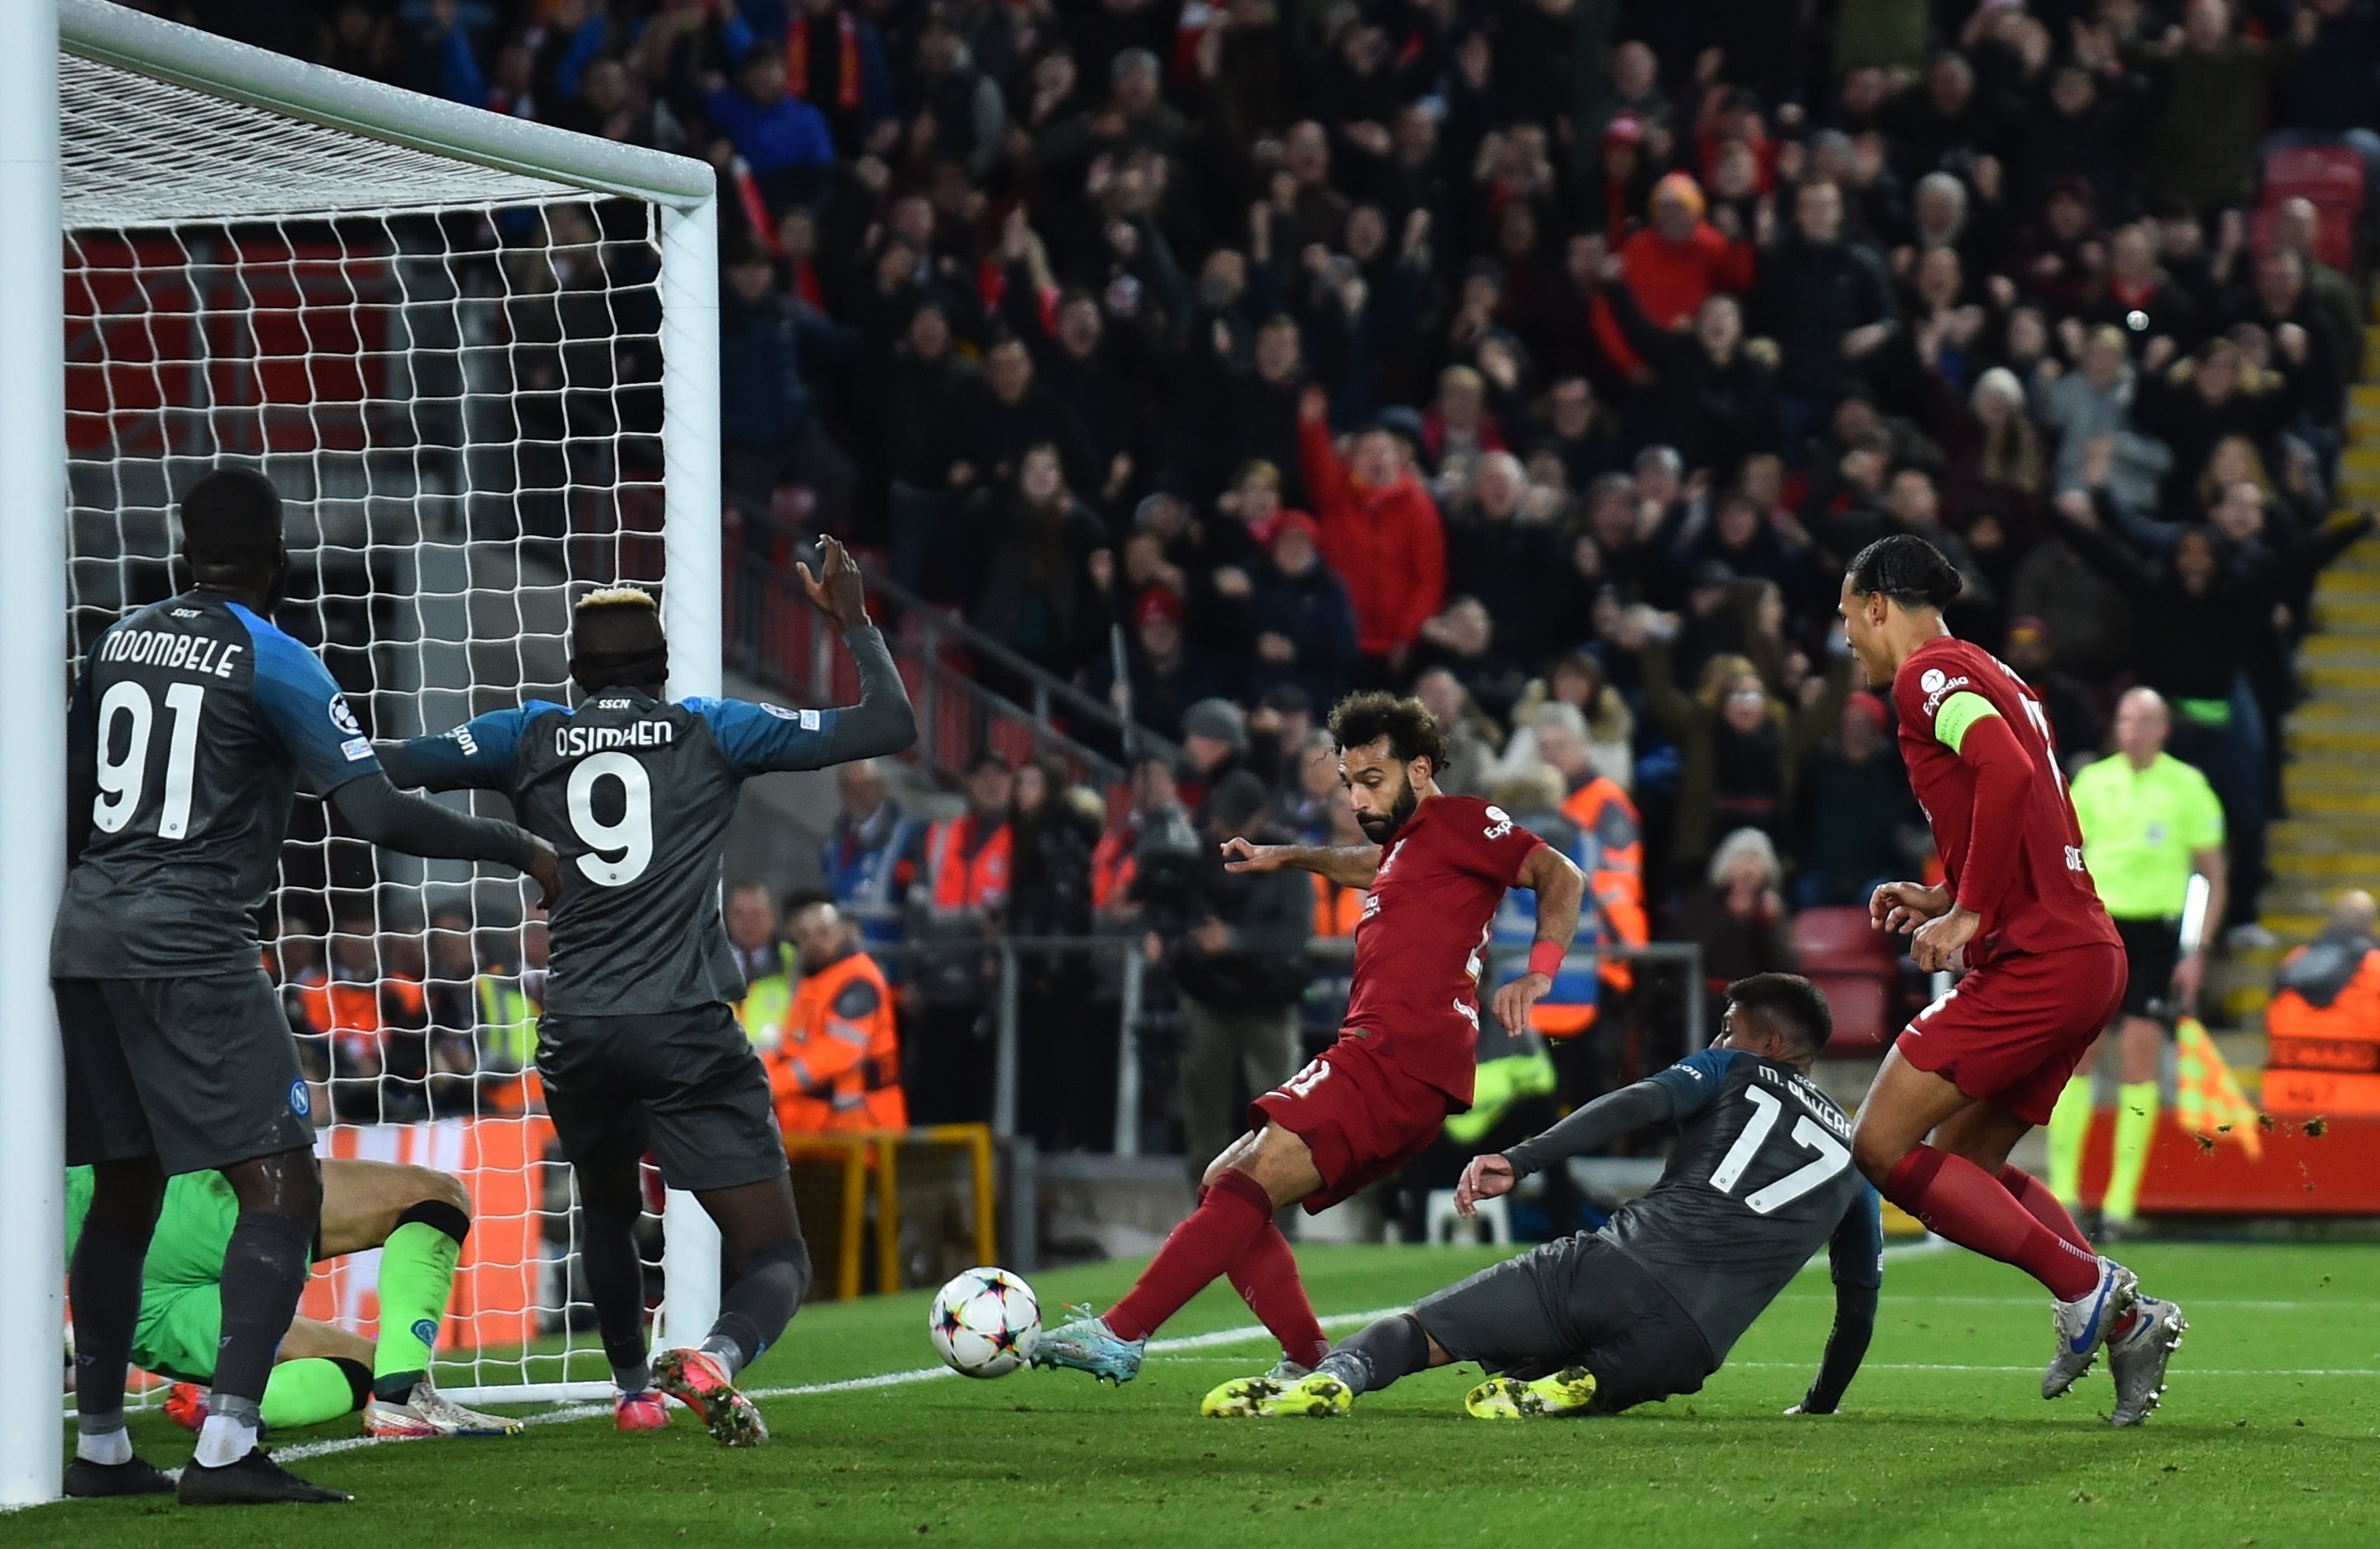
[270,1306,1412,1465]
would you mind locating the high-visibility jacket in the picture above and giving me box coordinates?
[925,814,1011,912]
[2266,929,2380,1072]
[734,943,800,1051]
[768,949,907,1133]
[295,973,428,1066]
[1559,777,1648,995]
[1311,872,1366,938]
[1092,825,1138,912]
[475,971,543,1113]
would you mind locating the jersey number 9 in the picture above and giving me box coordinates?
[566,751,654,886]
[93,680,207,841]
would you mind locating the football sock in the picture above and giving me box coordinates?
[1106,1169,1274,1343]
[211,1207,315,1427]
[263,1357,374,1429]
[1997,1163,2094,1255]
[1226,1220,1330,1369]
[1882,1145,2100,1302]
[702,1237,812,1377]
[193,1412,258,1470]
[75,1415,131,1467]
[580,1200,651,1394]
[2045,1076,2094,1210]
[2103,1081,2160,1223]
[1316,1313,1432,1397]
[371,1201,470,1403]
[68,1210,151,1425]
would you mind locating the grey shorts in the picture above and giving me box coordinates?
[538,1004,789,1193]
[57,973,314,1175]
[1412,1234,1719,1413]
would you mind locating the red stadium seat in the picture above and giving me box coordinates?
[1791,907,1894,975]
[2263,144,2366,212]
[1809,972,1893,1056]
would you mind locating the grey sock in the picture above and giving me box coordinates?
[212,1211,314,1411]
[705,1238,811,1375]
[1322,1313,1432,1397]
[1317,1351,1372,1395]
[612,1361,651,1396]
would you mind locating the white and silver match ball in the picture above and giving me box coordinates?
[929,1267,1041,1378]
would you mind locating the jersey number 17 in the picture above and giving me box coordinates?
[1709,1087,1851,1215]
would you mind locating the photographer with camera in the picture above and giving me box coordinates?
[1147,772,1316,1186]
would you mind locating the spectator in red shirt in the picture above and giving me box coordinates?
[1597,173,1756,381]
[1297,382,1446,678]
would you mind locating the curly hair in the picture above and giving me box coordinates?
[1327,691,1448,773]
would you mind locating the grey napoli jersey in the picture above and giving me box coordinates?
[386,689,843,1015]
[1599,1047,1884,1360]
[54,592,383,978]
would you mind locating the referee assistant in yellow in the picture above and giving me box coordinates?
[2049,688,2225,1234]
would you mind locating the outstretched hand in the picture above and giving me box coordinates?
[1221,837,1286,872]
[1491,971,1552,1037]
[1454,1153,1515,1217]
[796,537,871,631]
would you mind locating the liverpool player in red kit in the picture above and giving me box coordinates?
[1840,535,2186,1426]
[1032,693,1585,1390]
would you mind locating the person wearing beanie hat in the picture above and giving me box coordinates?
[1181,698,1251,798]
[1595,170,1756,382]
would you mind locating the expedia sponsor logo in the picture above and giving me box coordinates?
[555,720,677,758]
[1922,674,1971,716]
[1483,805,1514,842]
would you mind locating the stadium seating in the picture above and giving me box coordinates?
[1790,907,1898,1056]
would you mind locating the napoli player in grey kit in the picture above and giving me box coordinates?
[55,469,561,1504]
[1212,974,1881,1419]
[376,538,915,1445]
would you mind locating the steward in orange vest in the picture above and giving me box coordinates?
[2267,896,2380,1075]
[1559,773,1650,997]
[771,896,908,1134]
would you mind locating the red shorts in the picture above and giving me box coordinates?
[1895,941,2127,1127]
[1250,1030,1454,1212]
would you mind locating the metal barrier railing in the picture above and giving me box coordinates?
[864,935,1706,1152]
[724,555,1185,794]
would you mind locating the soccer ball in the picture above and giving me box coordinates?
[929,1267,1041,1378]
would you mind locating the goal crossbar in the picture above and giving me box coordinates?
[58,0,713,214]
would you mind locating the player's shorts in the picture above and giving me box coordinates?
[57,973,314,1175]
[1249,1029,1453,1213]
[1895,940,2128,1128]
[538,1003,789,1192]
[2112,917,2182,1021]
[1413,1234,1718,1414]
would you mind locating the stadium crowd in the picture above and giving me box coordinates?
[184,0,2379,1150]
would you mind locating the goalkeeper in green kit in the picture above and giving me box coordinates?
[65,1159,519,1439]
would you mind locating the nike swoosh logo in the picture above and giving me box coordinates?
[2069,1272,2112,1355]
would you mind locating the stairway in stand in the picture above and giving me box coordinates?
[2211,306,2380,1028]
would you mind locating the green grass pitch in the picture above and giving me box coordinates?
[10,1239,2378,1547]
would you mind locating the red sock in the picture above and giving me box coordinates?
[1997,1164,2094,1255]
[1884,1145,2100,1301]
[1227,1221,1330,1369]
[1106,1169,1274,1342]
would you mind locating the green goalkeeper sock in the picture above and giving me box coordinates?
[2046,1076,2094,1210]
[260,1356,372,1429]
[2103,1081,2160,1224]
[371,1201,469,1403]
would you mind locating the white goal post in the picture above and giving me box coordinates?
[2,0,724,1503]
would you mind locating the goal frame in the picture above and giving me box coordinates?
[2,0,724,1501]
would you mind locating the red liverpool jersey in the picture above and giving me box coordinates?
[1893,637,2121,968]
[1343,794,1547,1103]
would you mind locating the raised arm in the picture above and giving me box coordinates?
[1220,836,1380,888]
[705,540,919,774]
[1793,1187,1884,1415]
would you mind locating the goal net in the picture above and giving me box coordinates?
[52,0,720,1407]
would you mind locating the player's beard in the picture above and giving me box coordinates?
[1357,771,1419,844]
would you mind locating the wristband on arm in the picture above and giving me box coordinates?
[1528,940,1565,979]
